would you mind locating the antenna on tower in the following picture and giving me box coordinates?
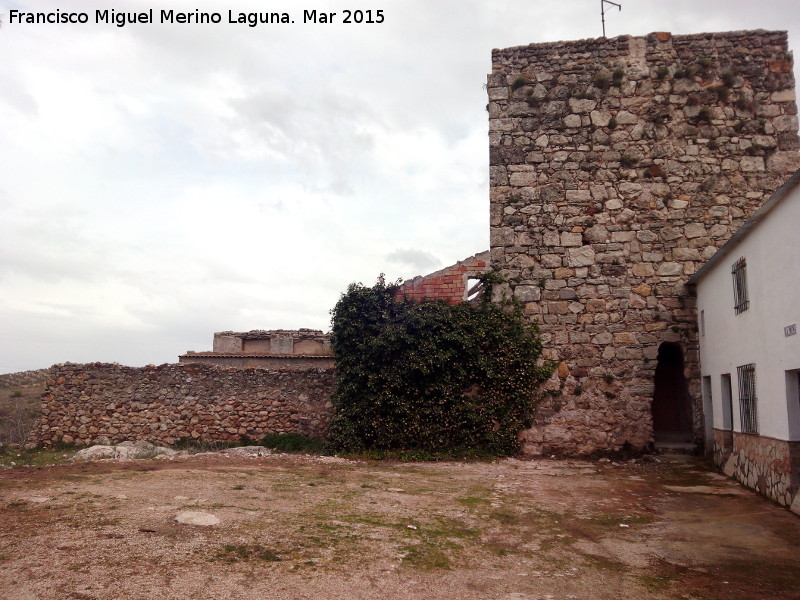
[601,0,621,38]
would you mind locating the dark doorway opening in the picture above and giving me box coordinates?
[652,342,693,447]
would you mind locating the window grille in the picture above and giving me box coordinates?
[737,363,757,434]
[731,257,749,314]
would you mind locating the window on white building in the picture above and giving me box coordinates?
[731,257,749,315]
[720,374,733,431]
[786,370,800,440]
[737,363,757,434]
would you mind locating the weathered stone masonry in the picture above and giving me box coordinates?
[32,362,334,447]
[488,30,800,455]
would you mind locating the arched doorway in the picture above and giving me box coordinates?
[651,342,693,446]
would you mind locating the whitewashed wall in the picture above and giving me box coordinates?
[695,178,800,442]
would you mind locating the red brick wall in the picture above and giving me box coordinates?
[396,252,489,304]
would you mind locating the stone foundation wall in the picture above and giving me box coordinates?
[488,30,800,455]
[714,429,800,509]
[32,363,334,447]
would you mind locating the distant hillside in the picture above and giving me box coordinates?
[0,368,51,389]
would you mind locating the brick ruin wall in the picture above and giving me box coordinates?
[487,30,800,455]
[31,363,334,447]
[396,252,490,303]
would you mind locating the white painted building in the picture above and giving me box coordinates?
[688,169,800,512]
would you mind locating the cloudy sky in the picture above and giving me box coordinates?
[1,0,798,372]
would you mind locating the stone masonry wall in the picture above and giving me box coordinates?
[32,363,334,447]
[714,429,800,510]
[396,251,490,303]
[488,30,800,455]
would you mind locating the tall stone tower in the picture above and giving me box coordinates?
[487,30,799,455]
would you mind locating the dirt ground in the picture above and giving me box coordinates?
[1,451,799,600]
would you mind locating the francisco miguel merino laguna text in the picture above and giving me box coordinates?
[7,8,385,27]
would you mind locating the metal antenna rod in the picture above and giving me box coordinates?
[601,0,622,38]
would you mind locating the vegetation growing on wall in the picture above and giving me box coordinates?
[326,274,553,457]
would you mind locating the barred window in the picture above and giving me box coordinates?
[731,257,749,314]
[737,363,758,434]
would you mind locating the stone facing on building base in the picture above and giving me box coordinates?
[32,362,335,447]
[713,429,800,511]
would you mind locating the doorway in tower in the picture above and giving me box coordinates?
[651,342,693,448]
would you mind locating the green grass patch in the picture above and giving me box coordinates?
[215,544,282,563]
[260,433,323,453]
[0,446,73,468]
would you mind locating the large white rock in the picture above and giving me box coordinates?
[174,511,220,526]
[71,440,177,462]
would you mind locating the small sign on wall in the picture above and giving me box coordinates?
[785,324,797,337]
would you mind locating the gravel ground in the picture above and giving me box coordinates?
[1,451,799,600]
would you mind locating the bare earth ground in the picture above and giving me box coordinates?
[1,452,799,600]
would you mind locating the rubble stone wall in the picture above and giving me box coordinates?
[488,30,800,455]
[714,429,800,508]
[32,363,334,447]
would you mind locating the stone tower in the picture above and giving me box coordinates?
[487,30,800,455]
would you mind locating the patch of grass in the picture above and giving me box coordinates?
[640,573,676,593]
[215,544,282,563]
[594,72,611,90]
[0,447,72,468]
[510,75,530,92]
[457,496,491,508]
[260,433,323,453]
[590,513,655,527]
[401,543,451,570]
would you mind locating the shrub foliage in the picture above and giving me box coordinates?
[326,274,552,456]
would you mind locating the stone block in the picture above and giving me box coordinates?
[567,246,596,267]
[773,115,798,133]
[616,110,639,125]
[488,87,509,100]
[673,247,701,261]
[514,285,541,302]
[684,223,706,239]
[590,109,612,127]
[568,98,597,114]
[740,156,765,172]
[561,232,583,247]
[566,190,592,202]
[766,151,800,174]
[632,263,655,277]
[657,262,683,276]
[509,171,540,186]
[584,225,610,243]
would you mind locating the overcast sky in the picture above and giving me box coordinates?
[1,0,798,372]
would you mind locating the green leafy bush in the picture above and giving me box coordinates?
[325,274,552,456]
